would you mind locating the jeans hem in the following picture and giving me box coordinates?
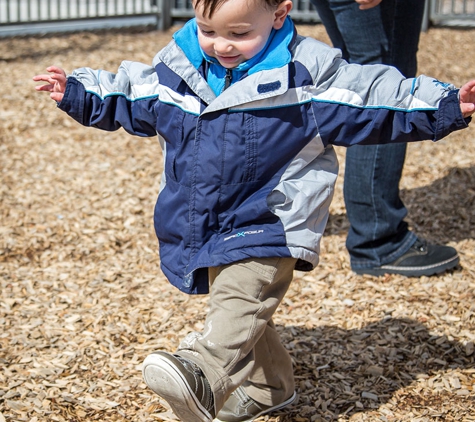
[350,231,417,269]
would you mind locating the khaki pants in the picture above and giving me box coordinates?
[177,257,297,412]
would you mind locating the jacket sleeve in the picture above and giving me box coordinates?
[58,61,159,137]
[311,61,469,147]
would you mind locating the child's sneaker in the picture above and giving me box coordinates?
[143,351,215,422]
[214,386,296,422]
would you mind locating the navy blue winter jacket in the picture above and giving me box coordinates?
[58,18,468,294]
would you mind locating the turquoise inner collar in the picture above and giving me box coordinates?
[173,17,294,95]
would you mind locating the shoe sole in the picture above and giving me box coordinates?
[213,391,297,422]
[353,255,460,277]
[143,353,214,422]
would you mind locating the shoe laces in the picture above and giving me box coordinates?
[175,355,215,413]
[412,238,427,252]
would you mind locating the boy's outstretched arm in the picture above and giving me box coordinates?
[33,66,67,102]
[460,80,475,118]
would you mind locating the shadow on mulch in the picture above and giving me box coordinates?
[324,166,475,245]
[278,317,475,419]
[403,166,475,243]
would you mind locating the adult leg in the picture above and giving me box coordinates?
[344,0,460,275]
[310,0,387,64]
[344,142,414,269]
[345,0,422,269]
[314,0,458,275]
[311,0,413,267]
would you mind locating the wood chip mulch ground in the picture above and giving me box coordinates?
[1,23,475,422]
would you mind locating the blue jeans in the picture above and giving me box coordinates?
[310,0,425,269]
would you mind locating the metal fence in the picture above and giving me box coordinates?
[0,0,474,37]
[154,0,320,32]
[431,0,475,25]
[0,0,162,35]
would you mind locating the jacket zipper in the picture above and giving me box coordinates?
[223,68,232,91]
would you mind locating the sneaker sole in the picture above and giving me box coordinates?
[213,391,297,422]
[143,353,214,422]
[353,255,460,277]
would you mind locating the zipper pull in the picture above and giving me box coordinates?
[223,69,232,91]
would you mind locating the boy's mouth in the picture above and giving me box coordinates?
[216,54,241,66]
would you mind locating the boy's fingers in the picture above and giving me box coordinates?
[49,74,66,83]
[35,84,54,92]
[46,65,65,74]
[50,92,64,102]
[461,102,475,118]
[33,74,52,81]
[460,82,475,106]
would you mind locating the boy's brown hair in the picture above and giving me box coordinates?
[194,0,287,18]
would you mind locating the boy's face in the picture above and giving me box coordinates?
[194,0,291,69]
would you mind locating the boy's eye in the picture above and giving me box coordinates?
[233,32,250,38]
[200,29,215,36]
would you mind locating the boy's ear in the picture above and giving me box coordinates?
[273,0,292,29]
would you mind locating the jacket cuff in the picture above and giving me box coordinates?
[435,89,469,140]
[57,77,86,126]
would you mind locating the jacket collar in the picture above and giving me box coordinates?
[156,17,297,108]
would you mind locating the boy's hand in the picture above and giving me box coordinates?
[459,80,475,118]
[355,0,382,10]
[33,66,67,102]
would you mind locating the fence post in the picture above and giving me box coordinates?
[422,0,431,32]
[158,0,173,30]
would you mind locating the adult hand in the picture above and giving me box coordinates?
[355,0,382,10]
[33,66,67,102]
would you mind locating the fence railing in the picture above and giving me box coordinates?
[0,0,162,35]
[431,0,475,25]
[0,0,474,37]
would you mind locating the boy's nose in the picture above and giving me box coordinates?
[213,38,233,54]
